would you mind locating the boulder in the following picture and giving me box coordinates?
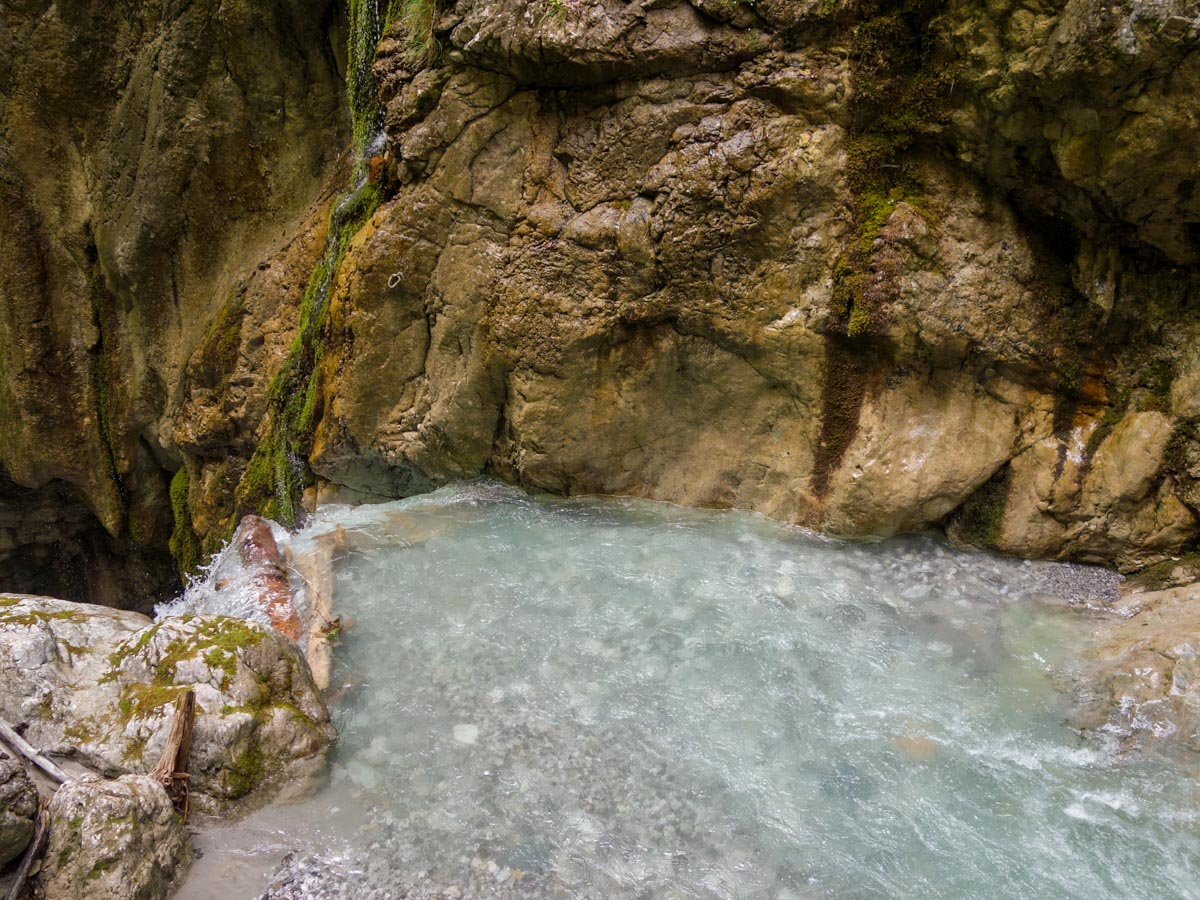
[35,774,190,900]
[0,595,334,806]
[1071,582,1200,754]
[0,749,38,869]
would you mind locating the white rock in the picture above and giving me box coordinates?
[452,723,479,744]
[0,595,335,806]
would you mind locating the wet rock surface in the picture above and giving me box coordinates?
[0,0,1197,584]
[1072,580,1200,755]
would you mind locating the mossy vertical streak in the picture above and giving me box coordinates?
[812,338,873,497]
[87,251,132,538]
[168,465,203,580]
[349,0,386,163]
[235,181,382,528]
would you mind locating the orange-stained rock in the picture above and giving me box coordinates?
[235,516,303,642]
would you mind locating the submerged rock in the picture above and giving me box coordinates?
[35,774,190,900]
[1074,582,1200,754]
[0,749,38,868]
[0,595,334,806]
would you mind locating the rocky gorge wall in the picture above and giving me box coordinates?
[0,0,346,605]
[2,0,1199,605]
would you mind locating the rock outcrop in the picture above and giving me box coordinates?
[1074,581,1200,755]
[0,749,37,869]
[0,595,334,806]
[1,0,1198,592]
[35,774,190,900]
[300,0,1200,573]
[0,0,346,606]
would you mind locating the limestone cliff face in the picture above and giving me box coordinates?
[0,0,345,605]
[1,0,1199,601]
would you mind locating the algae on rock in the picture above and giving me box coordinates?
[2,0,1200,583]
[0,596,334,806]
[36,775,191,900]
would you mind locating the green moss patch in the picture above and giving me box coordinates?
[168,466,204,580]
[832,0,957,338]
[225,743,266,797]
[234,182,383,528]
[953,464,1012,548]
[0,605,89,628]
[117,683,188,724]
[153,618,264,690]
[108,618,266,724]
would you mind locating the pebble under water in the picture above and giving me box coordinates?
[177,482,1200,899]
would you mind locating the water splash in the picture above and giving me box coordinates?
[155,518,295,628]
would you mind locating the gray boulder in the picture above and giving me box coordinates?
[0,595,334,806]
[35,774,190,900]
[0,749,38,868]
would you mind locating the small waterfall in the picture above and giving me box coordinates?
[234,0,392,529]
[348,0,387,167]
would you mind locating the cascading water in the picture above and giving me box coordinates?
[174,482,1200,899]
[234,0,390,529]
[348,0,387,165]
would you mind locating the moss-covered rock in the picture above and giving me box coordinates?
[0,596,333,807]
[35,774,191,900]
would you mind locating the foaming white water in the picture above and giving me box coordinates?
[178,482,1200,900]
[155,518,294,628]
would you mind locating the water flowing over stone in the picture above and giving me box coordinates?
[176,484,1200,899]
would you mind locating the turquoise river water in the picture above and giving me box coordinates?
[176,483,1200,899]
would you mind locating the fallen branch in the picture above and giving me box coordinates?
[4,802,49,900]
[287,541,336,692]
[149,689,195,818]
[0,717,69,785]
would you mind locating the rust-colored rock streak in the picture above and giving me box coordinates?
[236,517,303,642]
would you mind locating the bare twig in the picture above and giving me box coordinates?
[0,718,69,785]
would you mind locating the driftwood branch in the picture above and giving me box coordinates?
[0,717,69,785]
[149,689,195,818]
[287,541,337,692]
[4,802,49,900]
